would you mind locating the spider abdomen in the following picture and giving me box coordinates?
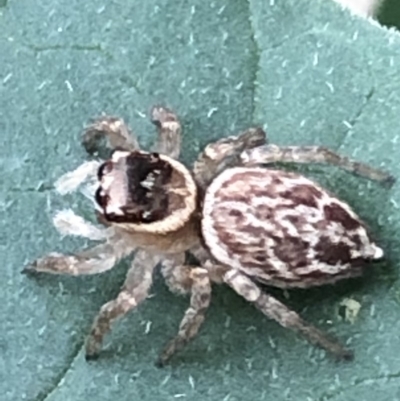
[201,167,383,289]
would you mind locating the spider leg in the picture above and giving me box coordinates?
[223,269,354,361]
[189,243,212,265]
[193,127,267,190]
[82,115,140,154]
[241,145,395,187]
[157,255,211,366]
[22,243,125,276]
[150,105,182,159]
[85,249,159,359]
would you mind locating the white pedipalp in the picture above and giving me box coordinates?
[53,209,110,241]
[55,160,101,195]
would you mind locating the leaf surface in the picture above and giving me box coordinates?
[1,1,400,400]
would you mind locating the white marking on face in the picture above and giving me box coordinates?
[112,150,130,162]
[106,204,124,216]
[141,173,156,189]
[101,175,115,191]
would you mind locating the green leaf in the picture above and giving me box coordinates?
[1,1,400,400]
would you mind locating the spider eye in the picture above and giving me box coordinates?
[95,187,106,208]
[97,161,113,180]
[97,163,107,180]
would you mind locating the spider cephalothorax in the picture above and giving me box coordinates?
[24,106,394,366]
[95,149,197,234]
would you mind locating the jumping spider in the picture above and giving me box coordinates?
[24,106,394,366]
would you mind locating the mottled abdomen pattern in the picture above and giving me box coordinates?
[202,167,383,289]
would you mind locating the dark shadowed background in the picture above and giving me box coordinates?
[379,0,400,29]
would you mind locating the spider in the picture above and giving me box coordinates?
[24,106,394,366]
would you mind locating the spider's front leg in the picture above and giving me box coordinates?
[82,115,140,154]
[23,243,124,276]
[150,105,182,159]
[193,127,267,190]
[224,269,354,360]
[241,144,395,186]
[85,249,160,360]
[23,210,132,276]
[157,254,212,366]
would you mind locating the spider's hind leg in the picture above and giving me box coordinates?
[241,144,395,187]
[223,269,354,361]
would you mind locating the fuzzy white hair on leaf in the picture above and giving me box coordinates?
[53,209,108,240]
